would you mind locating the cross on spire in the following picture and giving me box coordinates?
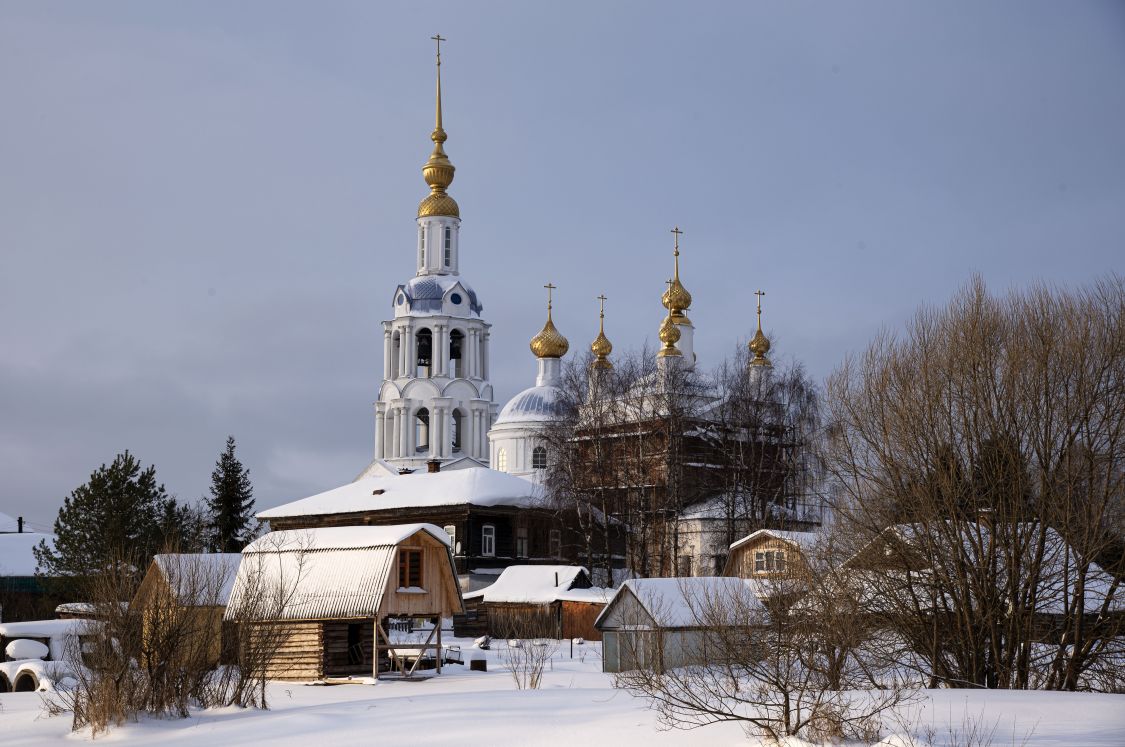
[431,34,446,64]
[754,289,766,328]
[544,282,556,311]
[671,226,683,255]
[597,294,607,318]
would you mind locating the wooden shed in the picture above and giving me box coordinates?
[131,553,243,667]
[457,565,610,641]
[224,523,464,681]
[594,577,764,673]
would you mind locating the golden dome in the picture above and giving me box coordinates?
[530,283,569,359]
[590,295,613,369]
[657,312,682,358]
[749,328,772,367]
[418,36,459,219]
[749,288,772,367]
[661,227,692,323]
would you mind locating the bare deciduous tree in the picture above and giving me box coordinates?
[824,276,1124,690]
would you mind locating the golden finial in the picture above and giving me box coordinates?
[749,289,772,367]
[530,283,570,359]
[591,294,613,369]
[657,280,683,358]
[419,34,460,218]
[661,226,692,323]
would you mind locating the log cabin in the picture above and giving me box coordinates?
[224,523,464,681]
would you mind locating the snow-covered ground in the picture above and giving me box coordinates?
[2,640,1122,746]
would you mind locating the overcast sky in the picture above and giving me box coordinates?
[2,1,1123,529]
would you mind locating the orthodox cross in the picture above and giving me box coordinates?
[671,226,683,254]
[754,289,766,324]
[597,293,607,318]
[544,282,556,311]
[431,34,446,64]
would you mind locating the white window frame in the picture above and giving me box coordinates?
[443,524,458,555]
[496,448,508,472]
[481,524,496,557]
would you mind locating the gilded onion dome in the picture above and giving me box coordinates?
[591,295,613,369]
[418,37,460,219]
[530,284,570,359]
[657,310,682,358]
[661,227,692,323]
[749,289,772,367]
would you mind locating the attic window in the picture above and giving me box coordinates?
[398,549,423,589]
[754,550,786,573]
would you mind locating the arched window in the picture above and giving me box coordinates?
[481,524,496,557]
[449,330,464,378]
[532,446,548,470]
[444,226,452,266]
[415,328,432,378]
[451,409,464,453]
[414,408,429,453]
[496,448,508,472]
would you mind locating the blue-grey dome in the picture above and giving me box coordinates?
[494,385,564,426]
[395,275,482,315]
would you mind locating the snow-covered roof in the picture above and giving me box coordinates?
[729,529,822,553]
[151,553,244,606]
[258,467,544,520]
[0,511,20,532]
[463,565,609,604]
[0,618,87,639]
[596,577,766,629]
[852,522,1123,615]
[225,524,457,621]
[0,532,54,577]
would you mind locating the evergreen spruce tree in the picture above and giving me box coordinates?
[206,436,255,552]
[34,451,170,594]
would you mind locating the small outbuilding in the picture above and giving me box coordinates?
[458,565,610,640]
[595,577,764,673]
[131,553,243,666]
[224,523,464,681]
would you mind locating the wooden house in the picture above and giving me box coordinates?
[224,523,464,681]
[595,577,765,673]
[131,553,243,667]
[457,565,610,640]
[256,467,599,592]
[0,514,59,622]
[723,529,819,580]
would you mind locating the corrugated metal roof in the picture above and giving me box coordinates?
[226,544,396,621]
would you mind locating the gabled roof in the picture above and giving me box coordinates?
[463,565,609,604]
[729,529,821,553]
[225,524,461,621]
[258,467,543,520]
[151,553,244,606]
[595,577,765,630]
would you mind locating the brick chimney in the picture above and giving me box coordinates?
[427,459,442,474]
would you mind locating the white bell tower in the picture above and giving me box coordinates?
[359,36,496,478]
